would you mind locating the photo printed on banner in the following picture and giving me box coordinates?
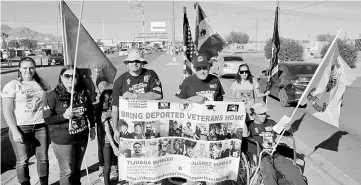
[144,121,161,139]
[208,123,221,141]
[158,138,172,157]
[168,120,182,137]
[130,141,146,158]
[172,138,185,155]
[145,139,159,157]
[194,142,210,158]
[119,139,132,158]
[195,123,209,141]
[182,121,197,139]
[210,142,223,159]
[230,140,242,158]
[184,140,197,158]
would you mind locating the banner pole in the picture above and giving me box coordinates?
[183,7,187,80]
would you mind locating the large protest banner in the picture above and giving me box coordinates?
[117,99,246,183]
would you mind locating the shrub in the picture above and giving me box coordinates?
[320,39,358,68]
[264,37,304,61]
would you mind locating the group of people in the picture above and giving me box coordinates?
[1,48,307,185]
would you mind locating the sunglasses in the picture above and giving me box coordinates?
[195,66,208,71]
[63,74,79,79]
[239,70,249,74]
[127,60,142,64]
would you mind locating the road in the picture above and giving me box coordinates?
[1,51,357,185]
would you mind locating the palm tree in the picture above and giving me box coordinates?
[1,33,9,49]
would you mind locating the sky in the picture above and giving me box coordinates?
[1,0,361,42]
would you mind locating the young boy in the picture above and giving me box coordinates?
[248,103,307,185]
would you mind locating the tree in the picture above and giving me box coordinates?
[225,32,249,44]
[264,37,304,61]
[320,38,358,68]
[1,33,9,49]
[316,33,335,42]
[8,40,20,48]
[20,39,38,50]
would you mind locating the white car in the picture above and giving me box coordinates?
[219,55,245,77]
[119,48,128,56]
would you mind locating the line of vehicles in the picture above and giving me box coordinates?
[214,53,318,107]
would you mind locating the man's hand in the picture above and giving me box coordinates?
[123,91,137,100]
[188,95,205,104]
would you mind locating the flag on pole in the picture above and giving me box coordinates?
[298,33,357,128]
[183,9,196,76]
[355,39,361,51]
[195,4,226,60]
[59,1,117,98]
[266,6,280,91]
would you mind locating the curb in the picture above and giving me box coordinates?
[283,135,360,185]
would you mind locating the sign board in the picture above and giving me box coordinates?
[151,22,166,32]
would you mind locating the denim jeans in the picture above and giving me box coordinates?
[261,155,307,185]
[52,141,88,185]
[9,123,49,184]
[97,122,105,167]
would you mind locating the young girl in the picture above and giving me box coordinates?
[230,63,270,124]
[97,89,119,185]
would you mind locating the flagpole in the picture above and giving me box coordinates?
[183,7,187,80]
[67,1,92,184]
[58,0,68,65]
[270,28,342,156]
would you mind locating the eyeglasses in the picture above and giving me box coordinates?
[195,66,208,71]
[239,70,249,74]
[63,74,79,79]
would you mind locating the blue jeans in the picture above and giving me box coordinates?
[52,141,88,185]
[9,123,49,184]
[261,155,307,185]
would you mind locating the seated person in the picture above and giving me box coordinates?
[247,103,307,185]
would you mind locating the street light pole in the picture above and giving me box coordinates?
[172,0,176,62]
[142,7,145,43]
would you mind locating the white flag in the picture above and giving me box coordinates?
[298,33,357,127]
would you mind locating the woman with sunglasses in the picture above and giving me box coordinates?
[43,65,96,185]
[1,57,50,185]
[231,63,270,123]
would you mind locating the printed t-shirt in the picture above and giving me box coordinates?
[230,78,259,108]
[1,80,47,125]
[175,74,225,101]
[248,119,277,154]
[112,68,163,107]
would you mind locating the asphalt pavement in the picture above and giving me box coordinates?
[1,51,361,185]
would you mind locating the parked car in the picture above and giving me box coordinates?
[48,53,64,65]
[219,55,245,77]
[119,48,129,56]
[0,49,8,60]
[257,62,319,107]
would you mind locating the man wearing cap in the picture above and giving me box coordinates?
[248,103,306,185]
[176,54,225,103]
[112,49,163,142]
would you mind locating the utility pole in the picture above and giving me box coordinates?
[142,7,145,44]
[256,20,258,52]
[102,20,105,44]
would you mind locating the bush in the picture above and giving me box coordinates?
[320,39,358,68]
[264,37,304,61]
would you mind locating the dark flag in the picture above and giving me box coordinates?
[355,39,361,51]
[195,4,226,60]
[59,0,117,97]
[183,9,197,76]
[266,6,281,91]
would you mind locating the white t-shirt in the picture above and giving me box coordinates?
[1,80,48,126]
[230,78,259,108]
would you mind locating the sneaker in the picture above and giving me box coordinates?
[98,166,104,181]
[110,165,119,180]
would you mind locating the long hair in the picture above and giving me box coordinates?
[17,57,48,91]
[234,63,254,84]
[55,65,87,102]
[95,89,113,123]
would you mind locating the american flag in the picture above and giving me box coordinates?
[355,39,361,51]
[183,11,197,65]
